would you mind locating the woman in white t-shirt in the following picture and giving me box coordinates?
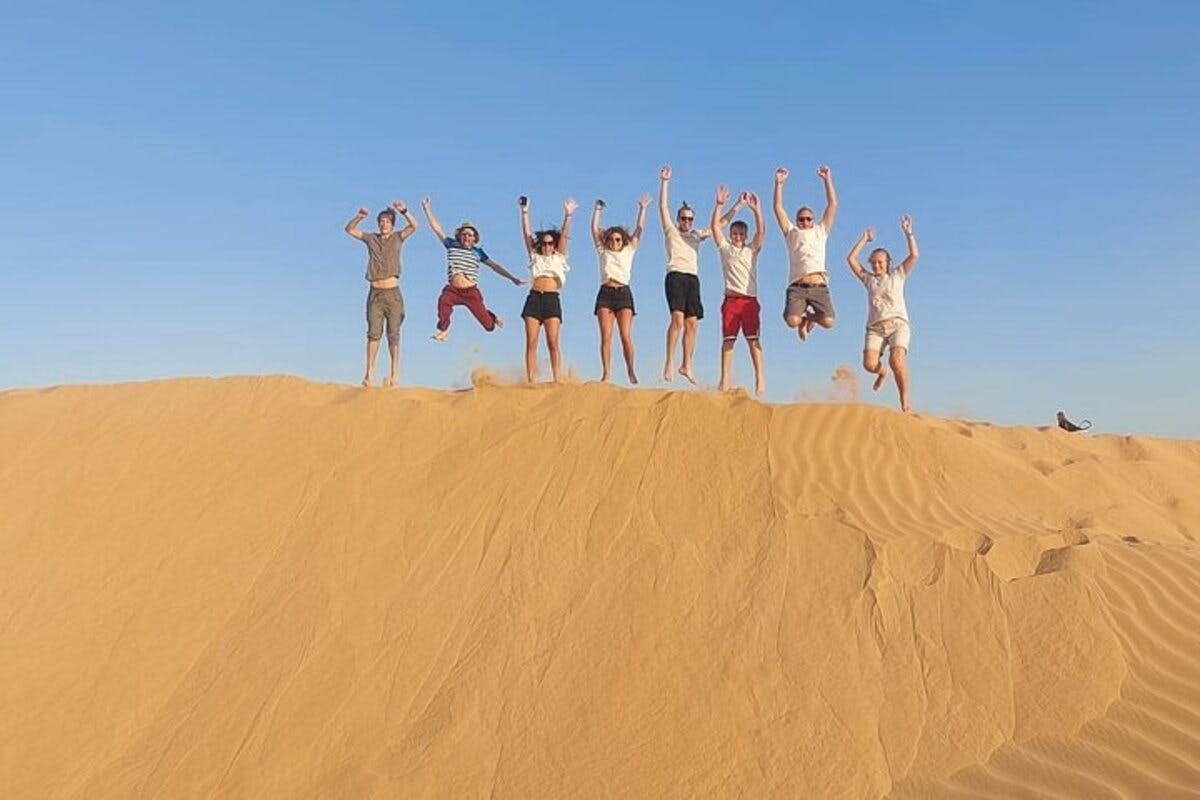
[590,195,649,384]
[846,215,920,411]
[519,195,577,383]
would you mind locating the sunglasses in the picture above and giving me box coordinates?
[679,216,695,222]
[797,216,814,222]
[539,239,556,246]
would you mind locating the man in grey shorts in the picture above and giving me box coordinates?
[773,165,839,341]
[344,201,417,386]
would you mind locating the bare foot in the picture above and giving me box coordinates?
[383,375,398,388]
[663,365,674,382]
[431,330,448,342]
[628,370,639,385]
[872,369,888,391]
[797,319,810,341]
[600,372,611,383]
[361,374,374,387]
[679,365,697,385]
[755,379,766,397]
[718,381,731,392]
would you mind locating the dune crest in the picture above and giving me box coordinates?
[1,377,1198,798]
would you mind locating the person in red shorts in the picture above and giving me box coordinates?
[710,185,766,396]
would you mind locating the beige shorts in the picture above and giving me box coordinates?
[864,318,911,352]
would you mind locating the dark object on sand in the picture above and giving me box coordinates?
[1057,411,1092,432]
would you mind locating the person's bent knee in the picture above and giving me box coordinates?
[817,315,835,329]
[784,315,804,328]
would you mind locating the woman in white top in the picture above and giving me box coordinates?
[846,215,920,411]
[519,196,577,383]
[590,195,649,384]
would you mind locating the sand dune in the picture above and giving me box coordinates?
[1,376,1198,798]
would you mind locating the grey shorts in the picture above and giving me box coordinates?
[865,318,911,352]
[784,282,836,321]
[366,286,404,343]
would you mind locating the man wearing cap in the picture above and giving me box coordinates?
[344,201,417,386]
[421,197,525,341]
[774,164,839,341]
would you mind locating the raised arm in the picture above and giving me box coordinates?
[748,192,765,251]
[519,196,534,256]
[591,200,604,248]
[658,164,673,230]
[899,215,919,274]
[818,165,838,231]
[720,195,745,227]
[846,228,873,281]
[773,167,792,233]
[344,206,369,240]
[392,200,418,240]
[421,197,447,241]
[484,257,526,286]
[710,186,730,249]
[629,194,650,246]
[559,197,577,257]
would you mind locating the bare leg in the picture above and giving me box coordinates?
[680,316,699,384]
[664,311,683,381]
[523,316,540,383]
[747,337,765,397]
[889,347,911,411]
[718,339,735,391]
[363,339,380,386]
[785,314,807,341]
[384,340,400,387]
[598,309,615,382]
[863,349,887,391]
[616,308,638,385]
[545,317,562,383]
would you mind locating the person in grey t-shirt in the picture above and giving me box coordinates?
[344,201,417,387]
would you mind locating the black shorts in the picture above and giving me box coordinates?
[594,284,636,315]
[521,289,562,322]
[664,271,703,319]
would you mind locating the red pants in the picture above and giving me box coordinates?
[437,283,497,332]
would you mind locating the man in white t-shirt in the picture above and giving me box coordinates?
[711,186,766,396]
[773,165,839,341]
[846,215,920,411]
[658,164,737,384]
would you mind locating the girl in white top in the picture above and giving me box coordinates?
[846,215,920,411]
[711,186,767,396]
[590,195,649,384]
[519,196,577,383]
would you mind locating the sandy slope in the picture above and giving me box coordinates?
[1,376,1198,799]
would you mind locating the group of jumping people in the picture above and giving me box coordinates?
[343,164,921,410]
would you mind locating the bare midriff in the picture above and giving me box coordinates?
[369,277,399,289]
[602,279,627,288]
[795,271,829,287]
[449,273,477,289]
[531,276,560,292]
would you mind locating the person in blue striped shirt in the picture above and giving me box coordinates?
[421,196,525,341]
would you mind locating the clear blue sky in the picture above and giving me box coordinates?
[3,1,1198,437]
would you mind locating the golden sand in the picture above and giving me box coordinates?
[2,376,1197,798]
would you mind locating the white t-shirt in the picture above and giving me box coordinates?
[662,226,709,275]
[861,268,909,325]
[784,223,830,283]
[597,245,637,285]
[717,242,759,297]
[529,252,569,287]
